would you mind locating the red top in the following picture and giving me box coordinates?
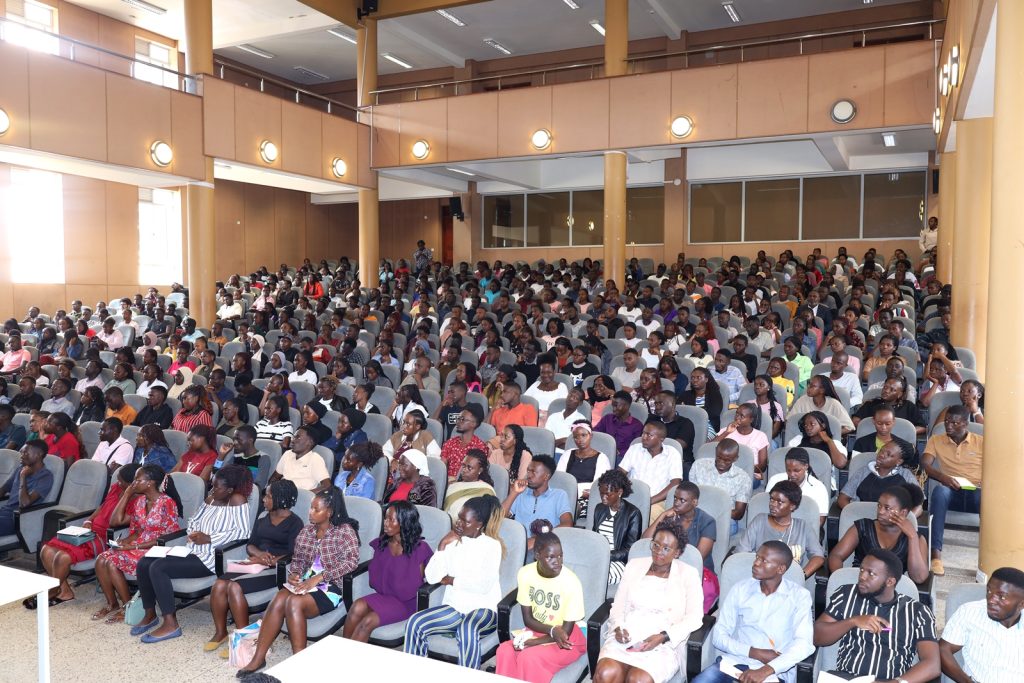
[46,432,80,464]
[179,450,217,477]
[91,482,127,541]
[389,481,414,502]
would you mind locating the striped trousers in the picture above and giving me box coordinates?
[403,605,498,669]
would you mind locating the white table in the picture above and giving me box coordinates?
[0,565,59,683]
[266,635,519,681]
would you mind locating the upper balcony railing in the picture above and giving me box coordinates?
[369,18,943,104]
[212,59,359,120]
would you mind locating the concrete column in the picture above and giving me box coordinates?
[604,151,627,286]
[183,0,215,327]
[357,18,380,289]
[949,118,991,378]
[980,0,1024,575]
[935,152,956,285]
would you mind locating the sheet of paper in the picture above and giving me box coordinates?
[817,672,874,683]
[952,476,978,490]
[167,545,191,557]
[59,526,92,536]
[144,546,170,558]
[720,655,780,682]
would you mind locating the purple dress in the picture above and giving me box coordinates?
[364,537,434,625]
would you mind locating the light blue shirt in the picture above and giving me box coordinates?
[509,486,571,537]
[711,576,815,683]
[711,365,746,403]
[334,467,375,500]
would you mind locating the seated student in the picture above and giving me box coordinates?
[766,357,796,409]
[325,407,369,457]
[382,448,437,507]
[236,487,359,674]
[216,396,249,439]
[556,420,611,517]
[495,531,586,683]
[617,420,683,519]
[940,566,1024,683]
[255,394,295,450]
[595,391,645,463]
[850,404,914,456]
[931,379,984,430]
[134,363,168,399]
[855,377,924,438]
[921,405,983,576]
[631,368,661,416]
[791,375,854,436]
[488,382,539,436]
[681,367,726,440]
[918,352,963,408]
[40,378,74,418]
[689,439,752,536]
[92,465,182,622]
[343,501,433,642]
[611,348,643,391]
[489,424,534,484]
[590,468,642,584]
[170,425,219,483]
[546,387,588,454]
[133,385,174,430]
[168,384,212,433]
[0,404,27,450]
[503,455,573,551]
[821,351,863,408]
[839,439,918,508]
[709,349,746,404]
[0,439,54,536]
[524,355,569,424]
[404,495,505,670]
[866,355,918,404]
[764,447,829,525]
[692,541,815,683]
[219,424,272,487]
[44,413,85,465]
[814,549,939,682]
[270,427,331,493]
[732,481,825,580]
[92,417,135,471]
[686,337,715,370]
[383,411,441,462]
[787,410,848,470]
[73,386,107,426]
[592,516,704,683]
[132,424,176,472]
[105,386,137,427]
[334,441,384,500]
[11,376,43,414]
[443,449,496,520]
[299,400,333,446]
[828,485,929,584]
[440,404,487,480]
[712,403,771,482]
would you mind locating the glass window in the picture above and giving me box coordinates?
[526,192,571,247]
[744,178,799,242]
[481,194,525,248]
[5,168,64,283]
[570,190,604,246]
[626,186,664,244]
[134,37,180,89]
[802,175,861,240]
[863,171,925,238]
[138,188,183,284]
[3,0,59,55]
[690,182,741,243]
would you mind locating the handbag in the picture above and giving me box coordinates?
[228,620,263,668]
[124,591,145,626]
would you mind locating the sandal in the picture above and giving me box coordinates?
[104,606,126,624]
[91,605,119,621]
[23,597,37,610]
[48,596,74,607]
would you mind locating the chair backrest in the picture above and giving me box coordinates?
[676,405,709,451]
[784,411,842,445]
[370,457,389,502]
[58,459,109,511]
[745,491,820,530]
[163,429,190,463]
[695,484,733,572]
[521,426,556,458]
[627,538,704,575]
[497,519,527,594]
[854,417,917,446]
[548,471,580,520]
[424,456,448,507]
[474,422,497,443]
[489,463,510,501]
[415,504,453,549]
[79,421,102,457]
[718,551,807,601]
[255,439,283,475]
[292,488,315,524]
[0,450,20,487]
[39,454,67,506]
[345,496,384,562]
[362,413,392,447]
[552,526,611,619]
[168,471,206,522]
[589,431,618,464]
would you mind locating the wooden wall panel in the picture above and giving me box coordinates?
[808,47,886,132]
[28,53,107,161]
[56,1,101,67]
[106,72,172,170]
[305,202,330,260]
[243,184,276,270]
[322,114,359,183]
[94,14,133,77]
[0,42,31,149]
[234,86,282,169]
[371,104,401,169]
[281,101,323,178]
[202,77,236,159]
[610,72,671,149]
[497,88,552,158]
[446,92,498,162]
[214,180,246,278]
[884,42,935,127]
[399,97,447,165]
[379,199,441,264]
[327,204,358,257]
[357,124,375,188]
[671,64,738,143]
[737,56,809,138]
[274,187,307,266]
[552,80,609,153]
[170,92,205,180]
[13,285,67,319]
[104,182,139,285]
[63,175,108,284]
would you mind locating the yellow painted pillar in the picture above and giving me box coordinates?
[357,18,380,289]
[935,152,956,285]
[183,0,216,327]
[603,0,628,284]
[980,0,1024,575]
[949,118,991,378]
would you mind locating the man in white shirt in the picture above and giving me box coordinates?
[544,387,587,454]
[74,360,107,393]
[617,295,643,323]
[217,294,243,320]
[92,417,135,470]
[821,351,862,407]
[611,348,642,391]
[617,421,682,519]
[136,363,169,398]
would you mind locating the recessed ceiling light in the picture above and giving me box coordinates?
[863,0,873,4]
[589,19,605,36]
[722,1,741,23]
[483,38,512,55]
[382,53,414,69]
[830,99,857,124]
[237,44,275,59]
[327,28,357,44]
[435,9,466,26]
[562,0,580,8]
[0,109,10,136]
[446,167,476,177]
[294,66,329,80]
[882,133,896,147]
[122,0,166,15]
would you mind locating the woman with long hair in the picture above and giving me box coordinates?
[171,384,214,433]
[679,367,724,440]
[73,386,107,425]
[44,412,86,464]
[489,424,533,483]
[787,410,848,469]
[752,374,785,443]
[171,424,219,483]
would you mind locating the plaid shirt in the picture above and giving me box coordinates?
[290,523,360,586]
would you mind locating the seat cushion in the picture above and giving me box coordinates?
[170,576,217,596]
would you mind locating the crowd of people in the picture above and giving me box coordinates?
[0,236,1017,683]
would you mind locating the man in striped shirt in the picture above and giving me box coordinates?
[814,549,939,683]
[940,567,1024,683]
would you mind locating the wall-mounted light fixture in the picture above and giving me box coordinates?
[259,140,278,163]
[830,99,857,124]
[933,107,941,135]
[531,128,552,150]
[330,158,347,177]
[940,62,950,97]
[670,116,694,138]
[950,44,960,87]
[0,108,10,136]
[149,140,173,167]
[411,140,430,159]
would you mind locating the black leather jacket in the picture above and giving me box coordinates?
[590,500,643,563]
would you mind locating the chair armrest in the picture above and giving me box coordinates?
[157,529,188,545]
[57,509,97,528]
[342,559,372,608]
[276,556,291,587]
[496,587,519,642]
[416,581,445,606]
[105,523,129,542]
[795,651,816,683]
[686,615,716,682]
[586,597,615,676]
[214,538,251,575]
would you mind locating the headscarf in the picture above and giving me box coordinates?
[401,448,430,476]
[305,400,327,420]
[343,407,366,431]
[168,367,193,399]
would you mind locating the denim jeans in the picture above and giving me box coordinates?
[929,483,981,551]
[691,657,750,683]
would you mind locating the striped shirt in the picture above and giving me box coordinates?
[186,501,251,571]
[826,584,936,680]
[255,419,294,443]
[941,600,1024,683]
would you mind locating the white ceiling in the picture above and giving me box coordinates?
[68,0,915,84]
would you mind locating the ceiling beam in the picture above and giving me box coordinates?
[645,0,682,39]
[298,0,488,27]
[298,0,358,26]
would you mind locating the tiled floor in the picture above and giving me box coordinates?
[0,524,982,682]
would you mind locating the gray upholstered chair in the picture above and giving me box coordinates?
[940,582,986,683]
[0,454,66,553]
[19,458,108,554]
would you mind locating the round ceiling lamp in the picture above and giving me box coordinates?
[0,108,10,136]
[830,99,857,124]
[531,128,552,150]
[149,140,173,167]
[411,140,430,159]
[670,115,694,138]
[259,140,278,163]
[331,157,347,177]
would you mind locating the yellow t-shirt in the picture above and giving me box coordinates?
[516,562,585,628]
[772,376,796,408]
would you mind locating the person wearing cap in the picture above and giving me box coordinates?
[441,405,487,480]
[382,448,437,507]
[301,400,333,445]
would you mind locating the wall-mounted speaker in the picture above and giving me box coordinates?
[451,196,464,221]
[358,0,379,20]
[932,169,940,194]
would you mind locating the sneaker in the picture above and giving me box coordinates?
[931,558,945,576]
